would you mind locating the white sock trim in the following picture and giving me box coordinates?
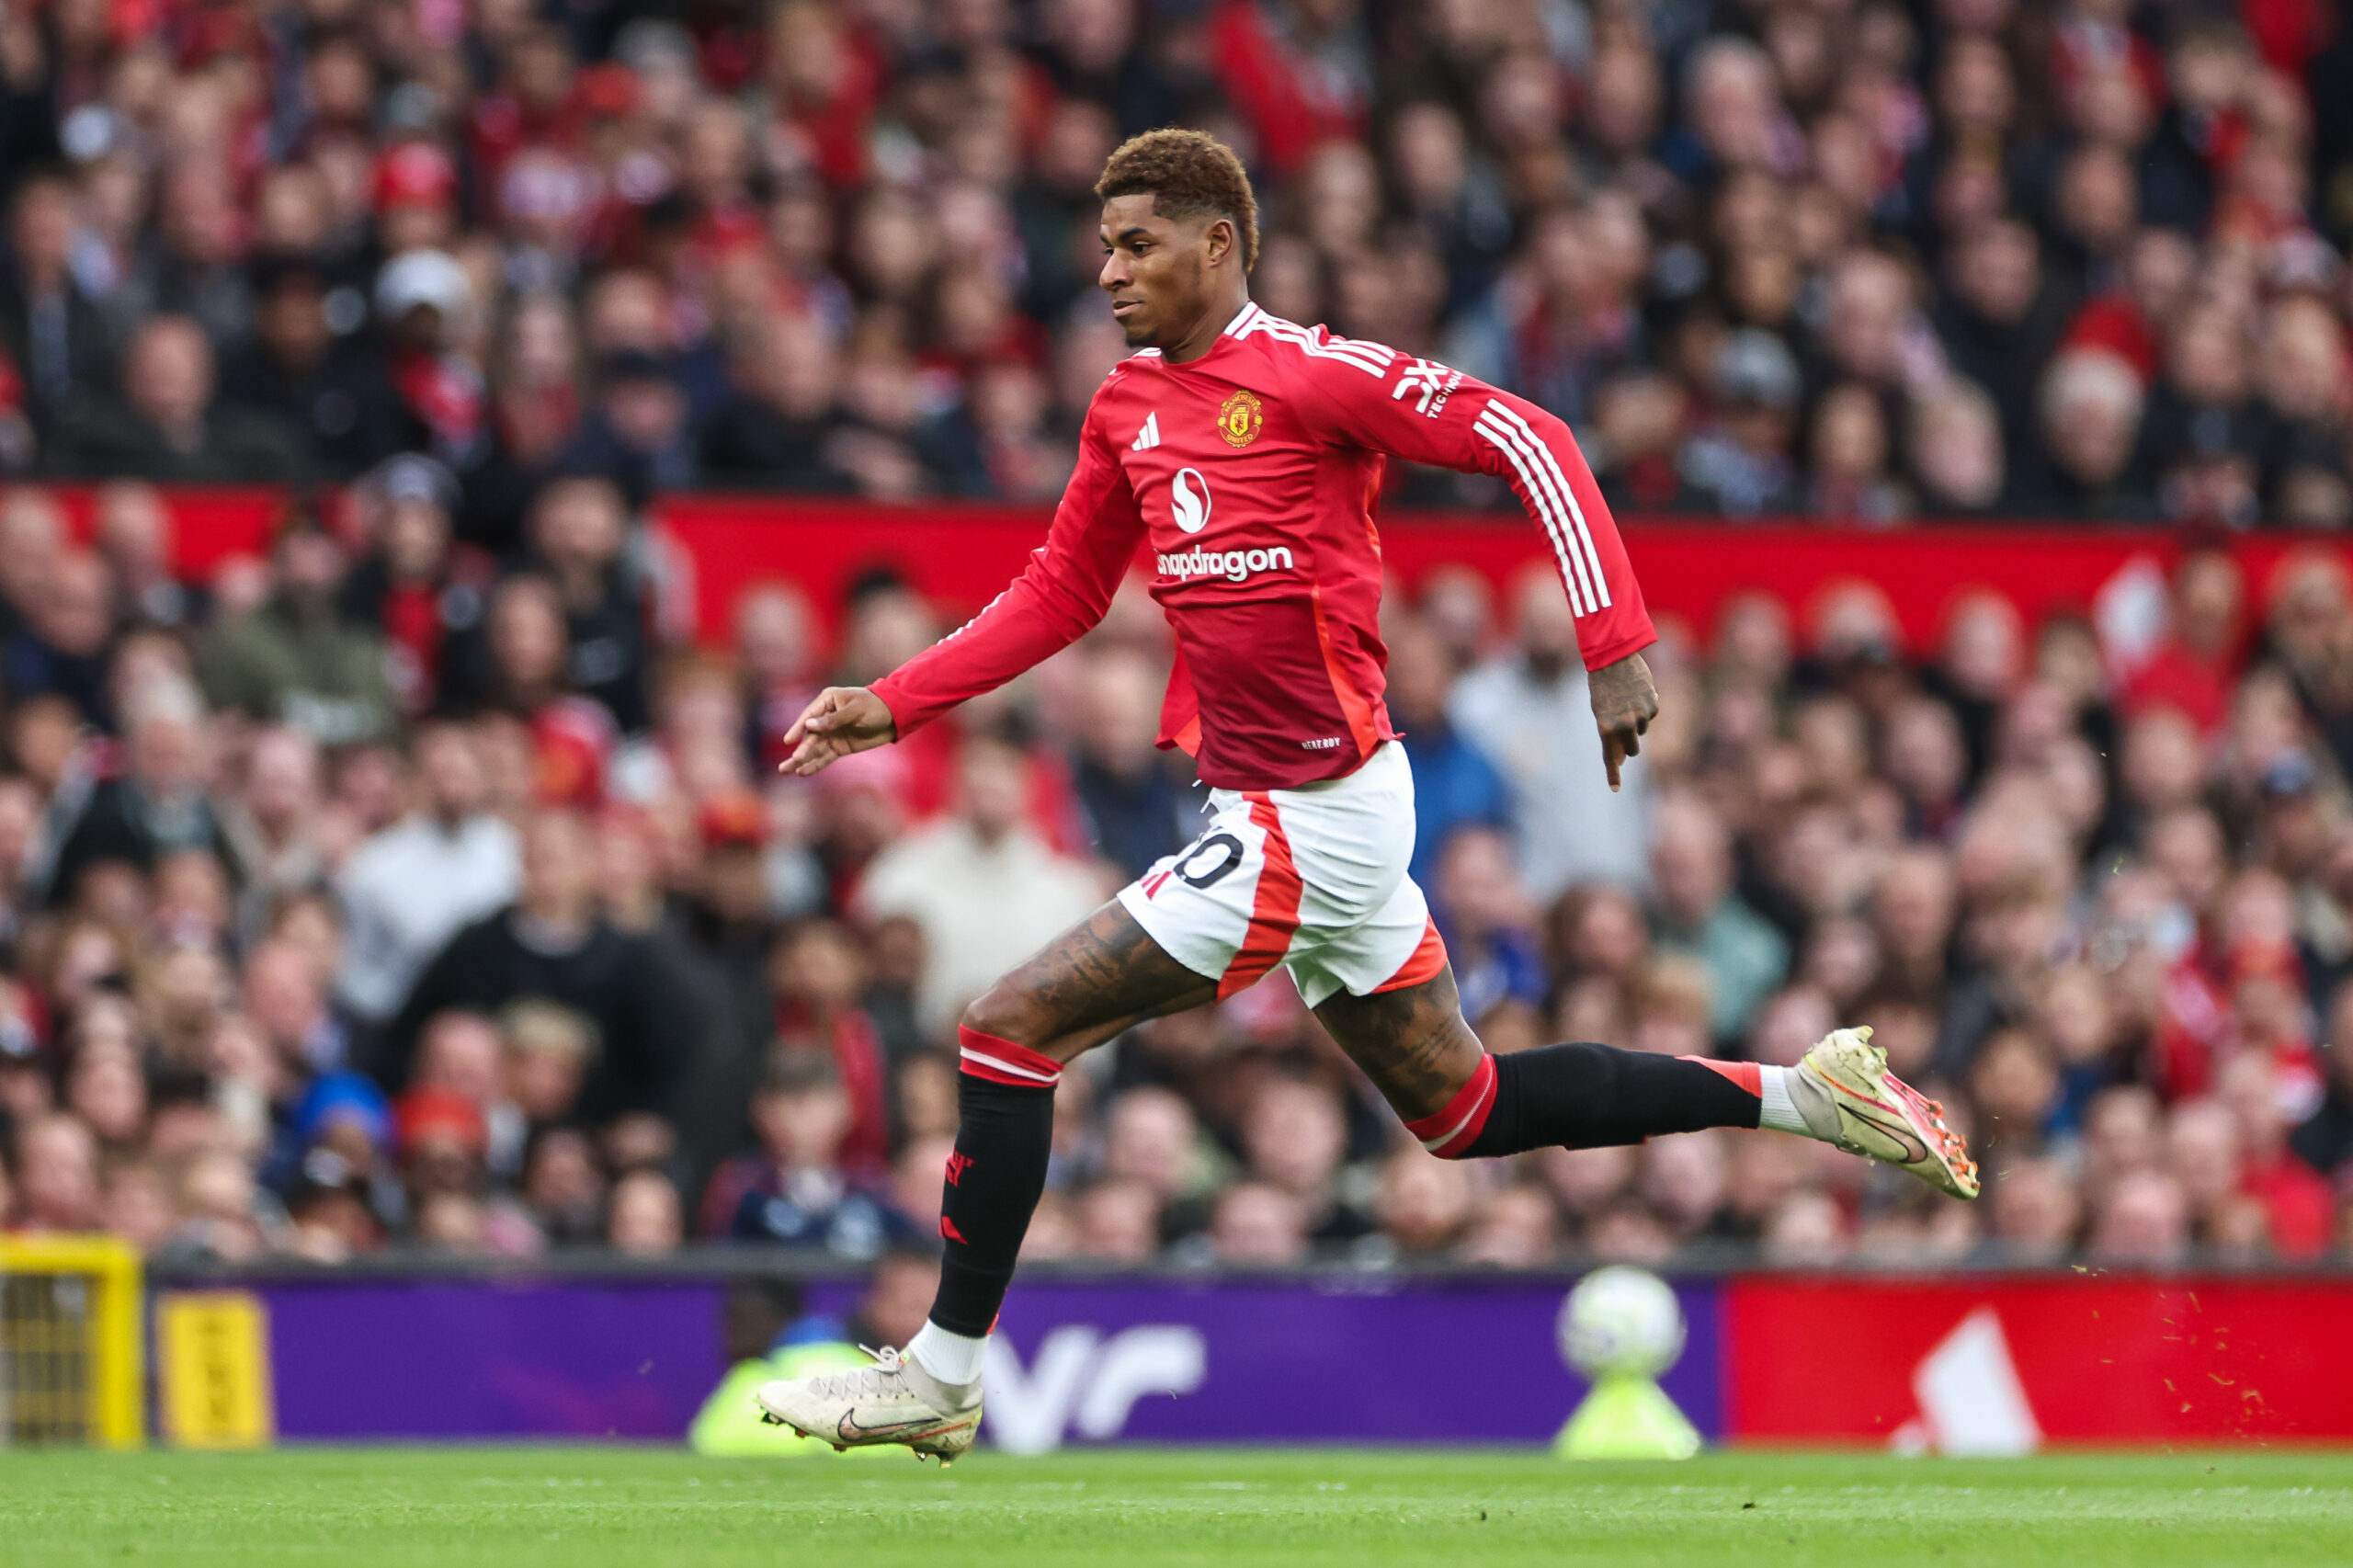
[1756,1065,1812,1137]
[906,1321,987,1386]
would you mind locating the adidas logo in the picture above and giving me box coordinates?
[1131,413,1161,450]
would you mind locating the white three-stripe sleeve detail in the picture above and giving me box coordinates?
[1474,411,1586,614]
[1476,412,1593,616]
[1478,408,1598,614]
[1486,402,1611,609]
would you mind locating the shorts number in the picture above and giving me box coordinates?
[1173,832,1245,889]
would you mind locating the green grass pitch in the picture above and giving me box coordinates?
[4,1447,2351,1567]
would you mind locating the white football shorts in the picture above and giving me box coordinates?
[1116,741,1448,1007]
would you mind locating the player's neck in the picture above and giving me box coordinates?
[1161,289,1250,364]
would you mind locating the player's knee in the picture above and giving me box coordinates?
[960,983,1052,1051]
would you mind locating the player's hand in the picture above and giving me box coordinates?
[1588,652,1657,793]
[779,687,898,776]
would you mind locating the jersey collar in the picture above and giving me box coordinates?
[1155,301,1257,373]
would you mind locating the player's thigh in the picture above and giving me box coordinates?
[1312,965,1485,1122]
[964,900,1217,1062]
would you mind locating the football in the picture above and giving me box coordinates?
[1558,1266,1688,1380]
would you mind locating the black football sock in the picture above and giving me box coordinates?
[1444,1042,1764,1158]
[926,1027,1062,1339]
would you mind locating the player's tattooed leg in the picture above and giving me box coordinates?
[963,901,1218,1063]
[924,903,1215,1346]
[1317,965,1768,1157]
[1312,967,1488,1120]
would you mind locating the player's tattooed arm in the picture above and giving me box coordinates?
[780,687,899,776]
[1587,652,1658,792]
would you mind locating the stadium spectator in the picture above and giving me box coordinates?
[53,315,306,483]
[45,678,234,906]
[1076,1179,1163,1263]
[1238,1073,1371,1245]
[696,315,854,492]
[1650,794,1790,1043]
[859,733,1101,1040]
[195,514,398,747]
[220,257,407,481]
[382,810,689,1122]
[6,548,113,726]
[1375,1148,1473,1258]
[1454,568,1648,903]
[11,1111,101,1232]
[608,1168,686,1256]
[337,457,494,717]
[699,1051,897,1255]
[1208,1180,1313,1266]
[1064,647,1189,881]
[1432,826,1546,1026]
[93,483,204,634]
[0,169,119,436]
[335,722,520,1026]
[2020,347,2157,517]
[1385,619,1509,892]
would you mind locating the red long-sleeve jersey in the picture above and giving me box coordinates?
[870,301,1656,791]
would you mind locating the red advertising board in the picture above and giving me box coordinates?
[657,498,2331,656]
[8,483,2344,662]
[1724,1275,2353,1447]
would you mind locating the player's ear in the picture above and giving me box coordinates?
[1203,217,1235,268]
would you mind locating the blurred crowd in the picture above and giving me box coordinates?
[0,0,2349,521]
[3,430,2353,1269]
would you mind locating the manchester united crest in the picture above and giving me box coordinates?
[1217,389,1264,448]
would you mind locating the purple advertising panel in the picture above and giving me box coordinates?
[258,1278,732,1439]
[988,1277,1722,1450]
[233,1274,1722,1447]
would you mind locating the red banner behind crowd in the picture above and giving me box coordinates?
[1724,1275,2353,1447]
[12,485,2346,656]
[654,500,2341,656]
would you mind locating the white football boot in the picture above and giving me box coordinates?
[755,1346,983,1465]
[1794,1026,1981,1199]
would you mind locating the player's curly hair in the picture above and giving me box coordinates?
[1095,129,1259,271]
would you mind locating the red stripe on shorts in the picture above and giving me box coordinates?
[1373,916,1449,993]
[1216,794,1303,1000]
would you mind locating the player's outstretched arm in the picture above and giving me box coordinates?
[780,686,898,776]
[851,389,1147,746]
[1588,651,1657,792]
[1287,335,1661,789]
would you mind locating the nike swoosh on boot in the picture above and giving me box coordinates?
[838,1410,973,1444]
[1833,1089,1931,1165]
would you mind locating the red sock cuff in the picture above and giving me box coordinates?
[1681,1056,1762,1096]
[957,1027,1063,1088]
[1404,1053,1498,1158]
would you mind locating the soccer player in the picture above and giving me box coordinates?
[756,131,1977,1462]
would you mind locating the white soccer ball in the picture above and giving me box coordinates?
[1557,1265,1686,1380]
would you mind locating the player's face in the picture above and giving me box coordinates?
[1098,194,1217,348]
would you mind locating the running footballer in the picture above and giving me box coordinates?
[756,131,1978,1462]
